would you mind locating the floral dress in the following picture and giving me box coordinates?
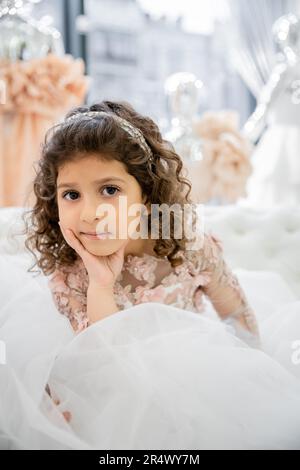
[48,231,260,349]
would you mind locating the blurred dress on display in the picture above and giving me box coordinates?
[0,0,89,207]
[165,72,252,205]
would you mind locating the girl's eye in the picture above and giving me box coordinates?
[62,186,120,201]
[102,186,120,197]
[62,191,79,201]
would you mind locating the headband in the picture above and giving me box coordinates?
[65,111,154,162]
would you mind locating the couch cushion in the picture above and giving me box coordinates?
[204,205,300,298]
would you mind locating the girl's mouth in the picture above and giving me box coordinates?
[81,232,113,240]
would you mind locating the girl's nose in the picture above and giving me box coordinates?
[80,203,100,224]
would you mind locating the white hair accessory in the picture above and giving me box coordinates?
[66,110,154,162]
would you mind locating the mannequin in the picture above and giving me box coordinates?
[243,14,300,206]
[164,72,210,204]
[164,72,251,205]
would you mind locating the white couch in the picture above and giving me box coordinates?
[1,205,300,299]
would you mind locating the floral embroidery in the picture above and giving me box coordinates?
[134,285,166,303]
[124,253,157,287]
[48,232,260,346]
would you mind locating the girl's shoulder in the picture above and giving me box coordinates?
[182,231,224,275]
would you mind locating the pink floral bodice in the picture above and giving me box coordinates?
[48,232,260,347]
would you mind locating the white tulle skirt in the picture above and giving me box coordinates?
[1,254,300,450]
[246,124,300,207]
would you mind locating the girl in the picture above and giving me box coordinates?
[26,100,260,346]
[2,100,300,450]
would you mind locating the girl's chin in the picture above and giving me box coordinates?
[83,239,124,256]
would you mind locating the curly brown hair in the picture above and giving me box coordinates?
[21,100,195,276]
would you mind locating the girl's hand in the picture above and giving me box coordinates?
[59,222,129,289]
[45,384,72,423]
[52,398,72,424]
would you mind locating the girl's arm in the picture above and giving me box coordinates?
[87,282,119,324]
[48,263,89,333]
[51,225,128,330]
[195,233,261,348]
[49,263,120,333]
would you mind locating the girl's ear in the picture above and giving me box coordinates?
[142,193,148,206]
[142,197,151,216]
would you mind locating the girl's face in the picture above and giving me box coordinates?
[56,155,152,258]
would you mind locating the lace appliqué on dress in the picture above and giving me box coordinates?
[191,232,261,346]
[48,258,89,333]
[48,232,260,348]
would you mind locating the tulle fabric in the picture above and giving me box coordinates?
[1,254,300,450]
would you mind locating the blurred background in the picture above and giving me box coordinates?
[1,0,300,208]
